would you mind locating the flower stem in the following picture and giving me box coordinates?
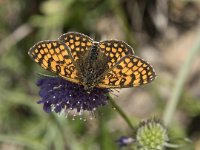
[108,95,135,130]
[163,28,200,126]
[164,143,183,149]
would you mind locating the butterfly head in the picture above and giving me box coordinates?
[83,85,94,93]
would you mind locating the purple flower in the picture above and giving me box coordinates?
[117,136,134,148]
[36,76,110,119]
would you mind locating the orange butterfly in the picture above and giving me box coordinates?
[29,32,156,90]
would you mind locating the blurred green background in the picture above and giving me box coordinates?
[0,0,200,150]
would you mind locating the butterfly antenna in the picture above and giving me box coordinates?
[36,72,57,78]
[109,92,119,97]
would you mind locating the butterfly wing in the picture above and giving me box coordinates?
[59,32,93,62]
[99,40,134,69]
[98,55,156,88]
[28,40,80,84]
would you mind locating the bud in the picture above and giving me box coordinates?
[135,118,168,150]
[117,136,134,148]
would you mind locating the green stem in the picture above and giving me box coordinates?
[108,95,135,130]
[164,143,183,149]
[108,0,136,47]
[163,29,200,126]
[0,23,32,55]
[53,115,83,150]
[0,135,44,150]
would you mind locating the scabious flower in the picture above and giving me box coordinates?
[36,76,110,119]
[135,118,169,150]
[117,118,171,150]
[117,136,134,148]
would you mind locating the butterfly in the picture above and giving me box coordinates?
[28,32,156,90]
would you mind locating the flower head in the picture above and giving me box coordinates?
[135,118,168,150]
[117,118,171,150]
[36,76,110,119]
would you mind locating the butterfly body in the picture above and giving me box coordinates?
[29,32,156,90]
[77,42,109,89]
[89,42,99,61]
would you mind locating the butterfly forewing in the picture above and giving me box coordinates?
[59,32,93,62]
[99,40,134,69]
[28,40,80,84]
[98,55,156,88]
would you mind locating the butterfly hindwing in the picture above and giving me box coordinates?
[99,40,134,69]
[59,32,93,62]
[28,40,80,84]
[98,55,156,88]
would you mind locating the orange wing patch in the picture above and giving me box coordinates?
[99,40,134,69]
[98,55,156,88]
[59,32,93,61]
[28,40,80,84]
